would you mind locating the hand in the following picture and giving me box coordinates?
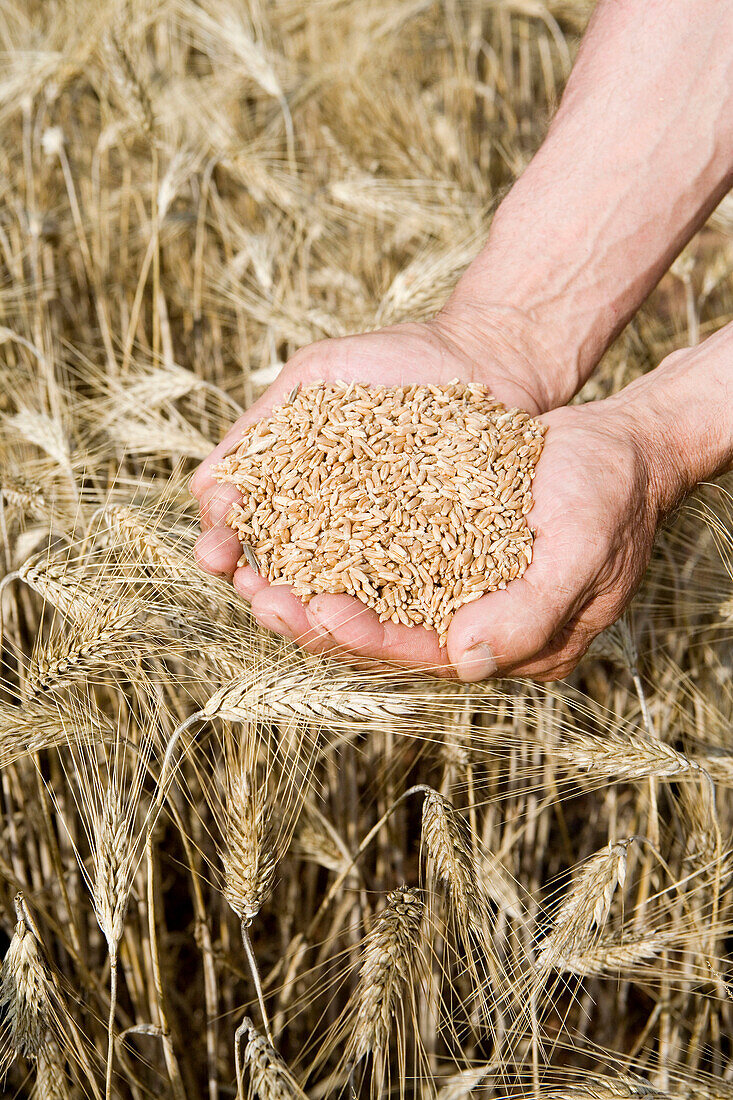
[191,323,662,681]
[191,315,562,651]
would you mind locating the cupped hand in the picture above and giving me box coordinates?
[191,321,662,681]
[191,316,554,649]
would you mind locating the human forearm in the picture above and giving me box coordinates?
[441,0,733,408]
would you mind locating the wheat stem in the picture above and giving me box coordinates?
[241,920,273,1046]
[158,711,205,794]
[105,953,118,1100]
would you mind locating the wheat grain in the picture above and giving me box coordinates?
[215,381,544,646]
[0,701,108,769]
[7,410,71,472]
[0,473,47,517]
[2,1,732,1095]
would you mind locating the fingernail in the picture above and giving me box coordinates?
[456,643,497,682]
[253,611,294,640]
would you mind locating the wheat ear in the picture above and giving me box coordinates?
[222,768,277,1044]
[421,790,484,932]
[347,885,423,1071]
[203,663,429,725]
[535,840,634,971]
[0,894,54,1069]
[235,1017,305,1100]
[33,1035,71,1100]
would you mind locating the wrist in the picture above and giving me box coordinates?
[433,293,576,415]
[601,335,733,521]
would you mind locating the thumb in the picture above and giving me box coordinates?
[446,540,587,681]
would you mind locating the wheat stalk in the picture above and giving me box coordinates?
[0,472,47,517]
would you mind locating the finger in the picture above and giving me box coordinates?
[447,537,592,682]
[199,483,242,531]
[194,526,242,578]
[232,565,269,602]
[250,585,339,656]
[305,594,452,674]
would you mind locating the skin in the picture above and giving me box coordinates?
[192,0,733,681]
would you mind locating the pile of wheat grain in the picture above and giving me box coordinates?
[215,381,545,644]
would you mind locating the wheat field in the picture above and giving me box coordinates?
[2,1,733,1097]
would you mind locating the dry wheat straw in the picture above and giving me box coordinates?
[216,381,544,645]
[435,1064,495,1100]
[0,473,47,517]
[100,505,200,580]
